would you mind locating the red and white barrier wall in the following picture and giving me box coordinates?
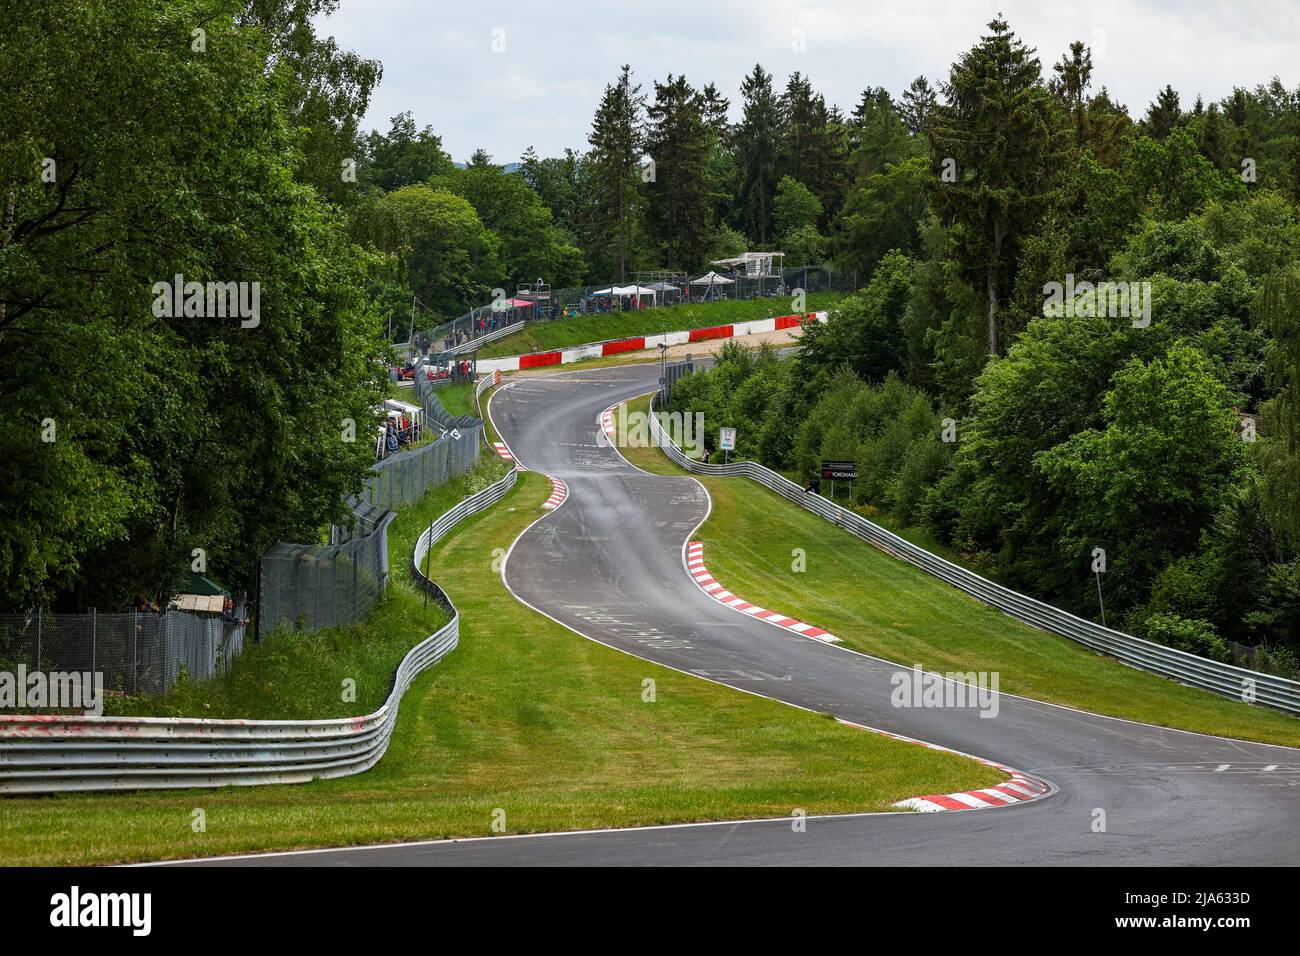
[478,312,828,374]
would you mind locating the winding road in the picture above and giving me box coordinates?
[200,360,1300,866]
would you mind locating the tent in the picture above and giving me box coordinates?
[593,285,656,297]
[689,271,735,285]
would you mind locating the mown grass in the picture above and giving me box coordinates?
[476,292,843,358]
[617,394,1300,748]
[0,470,1002,865]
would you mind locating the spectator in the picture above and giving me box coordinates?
[385,424,399,455]
[221,596,248,628]
[805,475,821,495]
[132,592,159,613]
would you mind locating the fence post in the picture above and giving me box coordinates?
[132,608,138,695]
[36,606,42,670]
[91,606,97,675]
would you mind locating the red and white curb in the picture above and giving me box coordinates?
[542,477,568,510]
[478,311,829,374]
[686,540,840,643]
[837,719,1052,812]
[493,441,527,471]
[600,407,617,442]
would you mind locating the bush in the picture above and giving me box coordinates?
[1137,612,1232,663]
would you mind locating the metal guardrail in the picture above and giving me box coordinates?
[646,399,1300,715]
[441,320,524,356]
[0,468,520,795]
[475,369,501,450]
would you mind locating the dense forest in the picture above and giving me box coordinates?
[667,22,1300,671]
[5,0,1299,676]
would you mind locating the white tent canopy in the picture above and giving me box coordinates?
[593,285,657,296]
[689,271,736,285]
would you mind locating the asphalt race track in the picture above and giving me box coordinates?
[196,361,1300,867]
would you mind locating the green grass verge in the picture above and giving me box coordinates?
[476,292,844,358]
[1,470,1003,865]
[428,380,476,419]
[617,394,1300,748]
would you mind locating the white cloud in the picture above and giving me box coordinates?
[318,0,1300,160]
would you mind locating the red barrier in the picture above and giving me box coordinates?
[688,324,733,343]
[774,314,804,330]
[601,336,647,356]
[519,351,562,369]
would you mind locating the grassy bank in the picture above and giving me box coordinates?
[428,380,477,418]
[1,469,1003,865]
[476,292,843,358]
[617,394,1300,748]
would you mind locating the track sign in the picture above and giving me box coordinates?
[719,427,736,451]
[821,460,857,481]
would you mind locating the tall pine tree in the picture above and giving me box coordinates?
[582,65,647,280]
[930,18,1066,356]
[644,74,713,270]
[734,64,782,244]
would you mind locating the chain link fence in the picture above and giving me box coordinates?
[260,390,482,640]
[0,604,247,698]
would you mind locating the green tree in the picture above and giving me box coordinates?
[359,111,455,192]
[900,76,937,136]
[436,162,584,289]
[930,18,1067,356]
[773,176,822,235]
[644,74,714,271]
[1256,270,1300,546]
[240,0,382,204]
[0,0,387,608]
[796,251,915,385]
[734,64,782,244]
[383,185,498,315]
[1036,344,1247,611]
[1142,84,1182,142]
[781,73,844,219]
[834,157,929,278]
[1049,40,1094,147]
[581,65,647,280]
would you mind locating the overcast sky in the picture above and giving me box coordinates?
[318,0,1300,163]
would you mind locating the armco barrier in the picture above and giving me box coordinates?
[441,320,524,356]
[645,398,1300,715]
[0,467,519,795]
